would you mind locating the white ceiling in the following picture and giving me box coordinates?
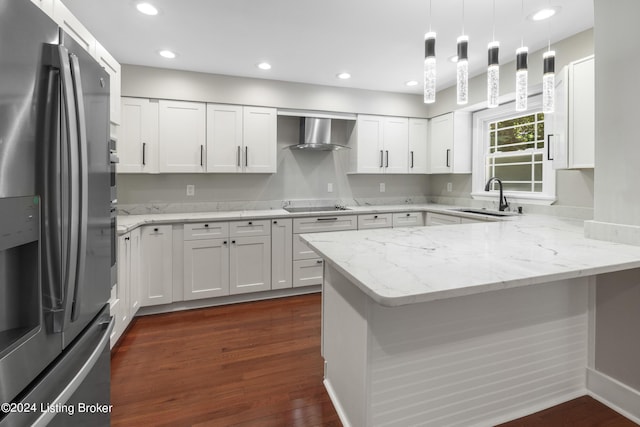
[63,0,593,95]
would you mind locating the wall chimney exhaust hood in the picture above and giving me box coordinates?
[278,109,355,151]
[289,117,350,151]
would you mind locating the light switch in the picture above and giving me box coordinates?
[186,185,195,196]
[327,183,333,193]
[380,183,386,193]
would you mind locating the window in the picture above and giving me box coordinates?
[472,96,556,204]
[486,112,545,193]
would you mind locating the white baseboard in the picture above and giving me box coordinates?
[587,368,640,424]
[323,378,352,427]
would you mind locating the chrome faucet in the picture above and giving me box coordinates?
[484,177,509,211]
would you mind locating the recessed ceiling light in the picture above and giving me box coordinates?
[530,7,559,21]
[257,62,272,70]
[405,80,419,87]
[449,55,458,63]
[136,2,158,16]
[159,50,176,59]
[337,72,351,80]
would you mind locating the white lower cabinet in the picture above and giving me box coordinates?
[182,220,272,300]
[426,212,463,226]
[271,219,293,290]
[230,235,271,294]
[128,228,141,318]
[111,227,141,348]
[140,225,173,306]
[293,259,324,288]
[358,213,393,230]
[392,212,425,227]
[183,238,230,300]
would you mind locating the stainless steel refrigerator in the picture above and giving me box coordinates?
[0,1,113,426]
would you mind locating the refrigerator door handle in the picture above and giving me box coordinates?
[55,45,81,329]
[31,317,114,427]
[69,53,89,322]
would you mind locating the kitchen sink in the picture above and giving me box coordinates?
[450,208,519,217]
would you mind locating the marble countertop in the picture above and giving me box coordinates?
[301,215,640,307]
[116,203,510,234]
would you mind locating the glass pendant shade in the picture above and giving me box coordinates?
[487,41,500,108]
[542,50,556,113]
[515,46,528,112]
[456,35,469,105]
[424,32,437,104]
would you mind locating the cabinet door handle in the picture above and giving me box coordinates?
[374,215,378,219]
[231,240,236,244]
[547,134,554,160]
[142,142,146,166]
[316,217,338,221]
[200,145,204,167]
[385,150,389,168]
[153,228,158,232]
[411,151,414,168]
[204,224,209,228]
[380,150,384,168]
[406,213,411,217]
[223,241,227,245]
[245,146,248,167]
[124,237,130,241]
[273,220,278,224]
[316,260,323,264]
[248,221,253,225]
[446,149,451,167]
[237,146,241,167]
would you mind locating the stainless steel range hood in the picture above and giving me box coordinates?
[288,117,350,151]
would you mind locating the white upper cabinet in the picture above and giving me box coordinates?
[206,104,244,172]
[550,55,595,169]
[206,105,277,173]
[428,112,471,174]
[408,118,429,174]
[52,0,96,55]
[119,98,159,173]
[95,42,121,126]
[242,107,277,173]
[158,100,206,173]
[350,115,409,174]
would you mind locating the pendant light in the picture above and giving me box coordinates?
[542,0,555,114]
[487,0,499,108]
[424,0,436,104]
[542,50,555,113]
[515,0,528,112]
[456,0,468,105]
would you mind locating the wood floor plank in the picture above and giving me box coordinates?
[111,294,638,427]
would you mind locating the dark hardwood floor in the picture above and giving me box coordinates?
[111,293,637,427]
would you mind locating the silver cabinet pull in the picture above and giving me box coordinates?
[547,134,554,160]
[410,151,414,168]
[142,142,146,165]
[237,146,241,167]
[316,217,338,221]
[200,145,204,167]
[446,149,451,167]
[380,150,384,168]
[385,150,389,168]
[245,146,248,167]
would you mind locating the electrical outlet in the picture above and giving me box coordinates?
[379,183,386,193]
[447,182,453,192]
[327,183,333,193]
[186,184,195,196]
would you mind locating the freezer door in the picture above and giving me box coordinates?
[0,307,113,427]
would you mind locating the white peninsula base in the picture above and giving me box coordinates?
[321,265,593,427]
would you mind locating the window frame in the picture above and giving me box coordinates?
[471,95,556,205]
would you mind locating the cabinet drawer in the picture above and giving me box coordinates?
[184,222,229,240]
[293,215,357,234]
[392,212,425,228]
[358,213,393,230]
[426,212,461,226]
[230,219,270,237]
[293,259,324,288]
[293,235,319,260]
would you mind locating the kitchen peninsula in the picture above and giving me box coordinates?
[302,217,640,427]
